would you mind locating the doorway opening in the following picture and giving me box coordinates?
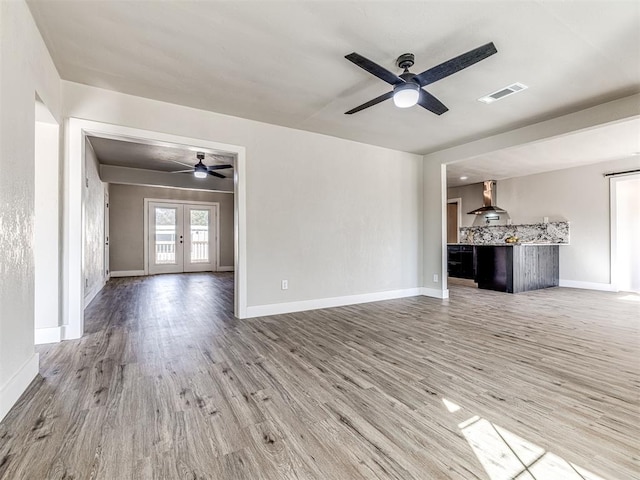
[34,96,61,344]
[611,173,640,293]
[65,119,247,340]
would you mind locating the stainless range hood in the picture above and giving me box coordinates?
[467,180,508,215]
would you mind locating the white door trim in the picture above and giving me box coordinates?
[144,199,220,275]
[104,188,110,281]
[447,197,462,243]
[65,118,247,341]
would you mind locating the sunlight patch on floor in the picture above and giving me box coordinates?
[618,293,640,302]
[443,398,607,480]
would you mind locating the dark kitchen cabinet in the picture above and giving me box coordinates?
[475,245,559,293]
[447,245,475,279]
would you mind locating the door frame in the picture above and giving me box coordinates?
[447,197,462,243]
[144,199,220,275]
[104,188,110,280]
[65,118,247,340]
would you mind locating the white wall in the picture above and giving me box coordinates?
[422,160,447,297]
[62,82,425,309]
[0,0,61,422]
[83,139,106,306]
[34,120,60,333]
[498,157,640,288]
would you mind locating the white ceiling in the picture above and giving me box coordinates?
[446,117,640,186]
[28,0,640,159]
[87,136,235,176]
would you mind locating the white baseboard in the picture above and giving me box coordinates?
[217,266,234,272]
[110,270,145,278]
[245,287,431,318]
[421,287,450,299]
[0,353,39,423]
[61,323,81,341]
[559,279,616,292]
[35,326,62,344]
[83,280,105,309]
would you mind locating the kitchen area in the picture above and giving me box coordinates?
[447,181,569,293]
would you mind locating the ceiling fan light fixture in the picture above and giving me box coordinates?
[194,160,208,179]
[393,83,420,108]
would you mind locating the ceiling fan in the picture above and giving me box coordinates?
[171,152,233,179]
[344,42,497,115]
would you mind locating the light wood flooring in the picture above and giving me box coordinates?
[1,273,638,479]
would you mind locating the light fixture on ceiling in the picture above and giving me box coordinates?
[393,82,420,108]
[460,176,468,180]
[193,155,208,178]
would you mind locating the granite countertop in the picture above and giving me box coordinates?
[448,243,567,246]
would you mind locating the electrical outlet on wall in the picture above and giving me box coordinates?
[281,280,288,290]
[433,274,439,283]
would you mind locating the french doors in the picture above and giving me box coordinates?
[148,201,218,274]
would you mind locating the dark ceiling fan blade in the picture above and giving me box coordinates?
[207,164,233,170]
[417,89,449,115]
[208,171,226,179]
[345,91,394,115]
[170,169,193,173]
[413,42,497,87]
[345,53,404,86]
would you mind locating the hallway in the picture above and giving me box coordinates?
[0,273,638,479]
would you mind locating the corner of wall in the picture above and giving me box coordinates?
[0,353,39,423]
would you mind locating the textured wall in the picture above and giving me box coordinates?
[109,184,234,271]
[83,139,106,301]
[0,0,61,421]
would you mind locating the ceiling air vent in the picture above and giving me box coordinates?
[478,83,528,104]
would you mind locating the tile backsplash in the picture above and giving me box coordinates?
[459,221,570,245]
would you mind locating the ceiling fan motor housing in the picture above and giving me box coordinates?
[396,53,415,70]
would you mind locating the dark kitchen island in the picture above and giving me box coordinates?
[474,244,559,293]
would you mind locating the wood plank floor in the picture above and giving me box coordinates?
[1,273,638,479]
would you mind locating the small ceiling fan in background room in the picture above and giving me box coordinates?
[344,42,497,115]
[171,152,233,179]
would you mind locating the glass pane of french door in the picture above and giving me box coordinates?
[155,207,177,264]
[189,209,209,263]
[184,205,216,272]
[149,202,184,274]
